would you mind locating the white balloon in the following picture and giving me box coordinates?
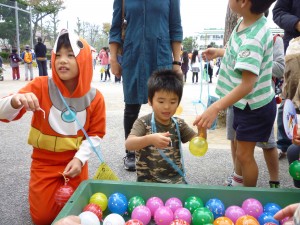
[79,211,101,225]
[103,213,125,225]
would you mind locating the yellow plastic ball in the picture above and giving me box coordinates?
[89,192,108,211]
[189,136,208,157]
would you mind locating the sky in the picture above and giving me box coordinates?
[58,0,278,38]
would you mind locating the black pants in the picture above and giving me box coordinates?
[37,60,48,76]
[124,104,141,154]
[192,72,198,83]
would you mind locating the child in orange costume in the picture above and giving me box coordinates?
[0,29,106,225]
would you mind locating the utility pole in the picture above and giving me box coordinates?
[0,1,33,55]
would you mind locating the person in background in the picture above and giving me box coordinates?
[204,45,214,83]
[99,47,109,82]
[21,45,35,81]
[8,48,22,80]
[273,0,300,159]
[190,50,200,83]
[109,0,183,171]
[0,29,106,224]
[125,70,205,183]
[34,37,48,76]
[181,51,189,82]
[194,0,276,187]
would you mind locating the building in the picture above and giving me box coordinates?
[196,27,284,50]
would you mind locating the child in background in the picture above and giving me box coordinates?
[0,29,106,225]
[125,69,204,184]
[194,0,276,187]
[8,48,22,80]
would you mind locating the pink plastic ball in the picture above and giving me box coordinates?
[225,205,246,224]
[174,207,192,224]
[131,205,151,225]
[242,198,263,219]
[154,206,174,225]
[165,197,183,213]
[146,197,164,217]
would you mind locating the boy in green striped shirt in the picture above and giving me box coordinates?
[194,0,276,187]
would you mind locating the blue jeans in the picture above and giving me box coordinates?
[277,100,292,152]
[37,59,48,76]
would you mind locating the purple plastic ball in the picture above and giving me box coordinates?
[146,197,164,217]
[242,198,263,219]
[174,207,192,224]
[131,205,151,225]
[154,206,174,225]
[165,197,183,213]
[225,205,246,224]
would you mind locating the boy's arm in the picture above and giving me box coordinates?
[126,133,172,150]
[0,95,23,121]
[202,48,225,61]
[194,70,257,128]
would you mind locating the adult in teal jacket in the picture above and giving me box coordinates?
[109,0,183,171]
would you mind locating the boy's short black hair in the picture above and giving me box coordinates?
[56,33,71,52]
[148,69,183,104]
[12,49,17,53]
[249,0,276,14]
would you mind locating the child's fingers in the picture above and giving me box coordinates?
[273,203,299,220]
[22,93,40,111]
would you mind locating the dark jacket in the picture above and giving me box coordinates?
[34,42,47,58]
[273,0,300,52]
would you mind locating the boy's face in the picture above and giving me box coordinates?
[148,90,179,125]
[55,46,79,84]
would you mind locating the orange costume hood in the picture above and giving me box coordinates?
[51,29,93,98]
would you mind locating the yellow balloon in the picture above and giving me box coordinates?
[189,136,208,157]
[175,105,183,115]
[89,192,108,211]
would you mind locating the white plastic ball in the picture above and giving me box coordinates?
[79,211,100,225]
[103,213,126,225]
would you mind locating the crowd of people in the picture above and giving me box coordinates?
[0,0,300,224]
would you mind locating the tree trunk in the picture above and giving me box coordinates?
[217,4,239,128]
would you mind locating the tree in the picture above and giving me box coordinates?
[182,36,198,53]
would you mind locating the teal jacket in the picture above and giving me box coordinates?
[109,0,183,104]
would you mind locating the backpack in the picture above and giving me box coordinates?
[24,51,33,63]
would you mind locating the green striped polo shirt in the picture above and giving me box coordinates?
[216,16,275,110]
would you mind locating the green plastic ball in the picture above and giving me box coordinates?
[192,207,214,225]
[184,196,204,214]
[127,196,145,214]
[289,160,300,180]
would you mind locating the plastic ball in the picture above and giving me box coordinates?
[213,216,234,225]
[103,213,126,225]
[165,197,183,213]
[128,196,145,215]
[225,205,246,224]
[131,205,151,225]
[205,198,225,219]
[174,207,192,224]
[189,136,208,157]
[146,197,164,217]
[125,219,144,225]
[184,196,204,214]
[170,219,190,225]
[108,192,128,215]
[289,160,300,180]
[242,198,263,219]
[258,212,279,225]
[79,211,101,225]
[89,192,108,211]
[192,207,214,225]
[54,183,74,207]
[154,206,174,225]
[83,203,103,221]
[263,203,282,215]
[236,215,259,225]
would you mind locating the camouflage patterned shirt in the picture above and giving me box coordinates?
[130,113,197,184]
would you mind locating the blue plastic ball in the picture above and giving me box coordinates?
[205,198,225,219]
[263,203,282,215]
[108,192,128,215]
[258,212,279,225]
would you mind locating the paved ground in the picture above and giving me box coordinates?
[0,64,295,224]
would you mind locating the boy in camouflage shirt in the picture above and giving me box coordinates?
[125,70,204,183]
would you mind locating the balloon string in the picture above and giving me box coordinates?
[59,172,69,185]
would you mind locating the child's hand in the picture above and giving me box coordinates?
[273,203,299,224]
[193,104,219,129]
[63,158,82,178]
[11,93,40,111]
[202,48,219,61]
[292,134,300,146]
[151,132,171,149]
